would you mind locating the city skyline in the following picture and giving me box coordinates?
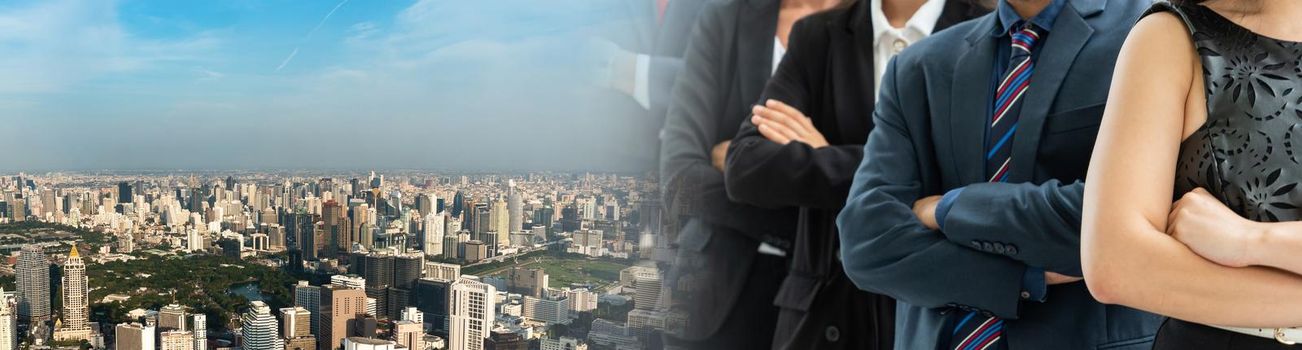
[0,0,658,172]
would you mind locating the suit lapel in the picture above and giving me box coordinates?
[1006,5,1094,183]
[949,15,999,185]
[737,0,779,108]
[832,1,874,143]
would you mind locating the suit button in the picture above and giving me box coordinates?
[1020,291,1031,299]
[971,241,982,249]
[993,243,1006,254]
[1006,245,1019,255]
[982,242,995,252]
[825,326,840,342]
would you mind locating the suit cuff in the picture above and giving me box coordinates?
[935,187,964,231]
[1021,266,1047,302]
[632,53,651,109]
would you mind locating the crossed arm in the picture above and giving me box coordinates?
[1080,13,1302,328]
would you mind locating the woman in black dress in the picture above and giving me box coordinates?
[1082,0,1302,349]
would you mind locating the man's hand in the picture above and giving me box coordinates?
[1046,271,1083,285]
[1168,187,1263,268]
[751,99,829,148]
[711,140,731,172]
[912,195,942,230]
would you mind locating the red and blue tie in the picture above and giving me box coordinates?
[948,22,1041,350]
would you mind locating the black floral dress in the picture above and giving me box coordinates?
[1148,2,1302,349]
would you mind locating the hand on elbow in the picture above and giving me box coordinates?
[1046,271,1082,285]
[711,140,731,172]
[750,100,829,148]
[912,195,942,230]
[1167,187,1264,268]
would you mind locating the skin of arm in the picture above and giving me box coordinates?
[1080,12,1302,328]
[1169,187,1302,276]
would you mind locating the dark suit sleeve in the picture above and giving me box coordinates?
[939,181,1085,275]
[724,18,865,210]
[836,56,1028,319]
[647,55,684,117]
[660,3,795,242]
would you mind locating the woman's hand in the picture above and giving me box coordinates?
[751,99,829,148]
[1168,188,1265,268]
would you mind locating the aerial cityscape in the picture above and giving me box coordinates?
[0,171,674,350]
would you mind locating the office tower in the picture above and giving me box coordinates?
[280,307,312,339]
[0,288,14,350]
[159,330,194,350]
[490,198,509,247]
[287,212,318,260]
[398,307,422,324]
[464,240,487,262]
[342,337,395,350]
[442,235,459,259]
[285,336,317,350]
[118,182,133,204]
[187,227,205,252]
[486,331,529,350]
[633,272,662,311]
[192,314,207,350]
[15,245,50,322]
[412,278,451,336]
[159,304,187,331]
[507,180,523,234]
[241,301,283,350]
[422,212,444,258]
[330,275,366,290]
[415,194,434,218]
[53,245,91,342]
[506,267,548,298]
[293,281,321,338]
[393,254,422,290]
[320,285,366,350]
[392,320,423,350]
[116,323,156,350]
[349,204,370,250]
[522,294,569,325]
[450,277,496,350]
[323,200,346,257]
[423,262,460,282]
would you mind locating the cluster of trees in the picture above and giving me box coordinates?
[87,255,296,331]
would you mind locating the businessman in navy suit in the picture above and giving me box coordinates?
[836,0,1163,348]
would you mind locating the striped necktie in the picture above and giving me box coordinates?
[948,22,1041,350]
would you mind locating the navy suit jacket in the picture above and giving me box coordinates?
[835,0,1163,349]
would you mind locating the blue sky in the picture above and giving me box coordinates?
[0,0,660,172]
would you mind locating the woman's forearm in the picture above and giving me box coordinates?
[1252,221,1302,275]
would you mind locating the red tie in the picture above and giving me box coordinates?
[656,0,669,24]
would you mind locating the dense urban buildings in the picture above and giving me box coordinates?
[0,171,665,350]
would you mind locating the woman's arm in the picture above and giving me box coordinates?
[1167,188,1302,275]
[1081,12,1302,328]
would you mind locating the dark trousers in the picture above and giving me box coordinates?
[1154,319,1298,350]
[669,252,787,350]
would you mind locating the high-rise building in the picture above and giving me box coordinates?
[423,262,460,282]
[323,201,347,257]
[412,278,451,336]
[342,337,395,350]
[450,277,496,350]
[241,301,283,350]
[293,281,321,338]
[319,285,366,350]
[54,245,91,341]
[392,254,423,290]
[115,323,156,350]
[187,227,205,252]
[0,288,15,350]
[633,272,662,311]
[15,245,50,322]
[192,313,207,350]
[507,180,523,235]
[118,182,133,204]
[392,320,423,350]
[490,199,509,248]
[159,330,194,350]
[506,267,548,298]
[159,304,187,331]
[280,307,311,339]
[422,212,444,258]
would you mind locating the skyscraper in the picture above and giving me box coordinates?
[54,245,91,341]
[118,182,133,204]
[320,285,366,350]
[490,198,509,248]
[507,180,523,235]
[450,277,496,350]
[0,288,15,350]
[115,323,156,350]
[422,212,444,258]
[392,320,423,350]
[159,304,187,331]
[280,306,312,339]
[159,330,194,350]
[192,313,207,350]
[15,245,50,323]
[293,281,321,338]
[241,301,283,350]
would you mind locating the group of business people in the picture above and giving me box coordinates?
[648,0,1302,349]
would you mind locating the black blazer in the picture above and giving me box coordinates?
[659,0,798,341]
[724,1,987,349]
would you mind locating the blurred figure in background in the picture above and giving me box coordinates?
[658,0,845,348]
[724,0,988,348]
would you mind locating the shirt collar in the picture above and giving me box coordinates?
[995,0,1067,36]
[871,0,945,41]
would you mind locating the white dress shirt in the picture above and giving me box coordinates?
[871,0,944,93]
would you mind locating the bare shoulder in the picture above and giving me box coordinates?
[1117,11,1198,84]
